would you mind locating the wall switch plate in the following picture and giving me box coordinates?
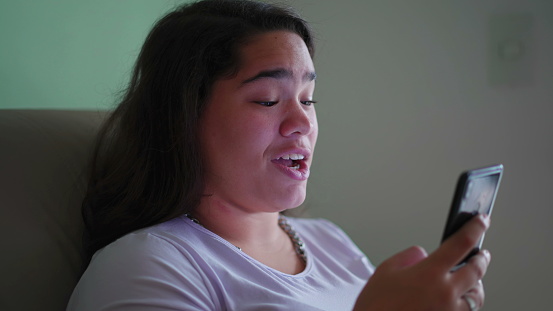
[488,13,534,87]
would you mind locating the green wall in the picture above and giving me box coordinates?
[0,1,187,110]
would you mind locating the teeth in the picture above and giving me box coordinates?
[280,154,305,161]
[291,163,300,169]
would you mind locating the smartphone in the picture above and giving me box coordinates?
[441,164,503,267]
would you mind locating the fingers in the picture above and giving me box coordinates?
[358,244,489,310]
[452,249,491,292]
[429,214,490,270]
[458,280,485,310]
[381,246,428,270]
[358,214,491,310]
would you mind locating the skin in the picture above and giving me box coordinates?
[354,214,491,310]
[196,30,317,274]
[195,29,490,309]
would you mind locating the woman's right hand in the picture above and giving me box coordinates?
[353,214,491,311]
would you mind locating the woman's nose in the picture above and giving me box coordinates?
[279,101,315,137]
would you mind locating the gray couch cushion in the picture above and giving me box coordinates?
[0,110,106,311]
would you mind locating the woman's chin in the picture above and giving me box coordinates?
[276,192,307,212]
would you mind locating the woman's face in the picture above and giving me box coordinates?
[199,30,318,214]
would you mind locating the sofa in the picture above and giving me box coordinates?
[0,110,107,311]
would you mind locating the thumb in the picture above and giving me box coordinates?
[383,246,428,270]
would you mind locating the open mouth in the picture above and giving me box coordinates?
[272,154,305,170]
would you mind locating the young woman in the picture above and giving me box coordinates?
[68,1,490,310]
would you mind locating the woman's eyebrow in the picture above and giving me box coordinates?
[240,69,316,85]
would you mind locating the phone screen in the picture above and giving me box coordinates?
[441,165,503,265]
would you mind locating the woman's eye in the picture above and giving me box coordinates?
[254,101,278,107]
[301,100,318,106]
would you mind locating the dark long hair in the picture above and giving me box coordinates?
[82,0,315,259]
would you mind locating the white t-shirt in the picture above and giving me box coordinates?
[67,216,374,311]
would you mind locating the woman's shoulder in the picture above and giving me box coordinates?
[93,216,213,260]
[80,217,214,285]
[69,217,220,310]
[97,217,188,249]
[85,218,193,276]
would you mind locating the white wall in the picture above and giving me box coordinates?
[292,0,553,310]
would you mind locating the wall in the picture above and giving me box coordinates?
[0,1,183,110]
[293,0,552,310]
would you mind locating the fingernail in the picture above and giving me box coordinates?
[482,249,491,261]
[479,213,490,226]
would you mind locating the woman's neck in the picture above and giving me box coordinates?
[194,199,283,248]
[193,199,305,274]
